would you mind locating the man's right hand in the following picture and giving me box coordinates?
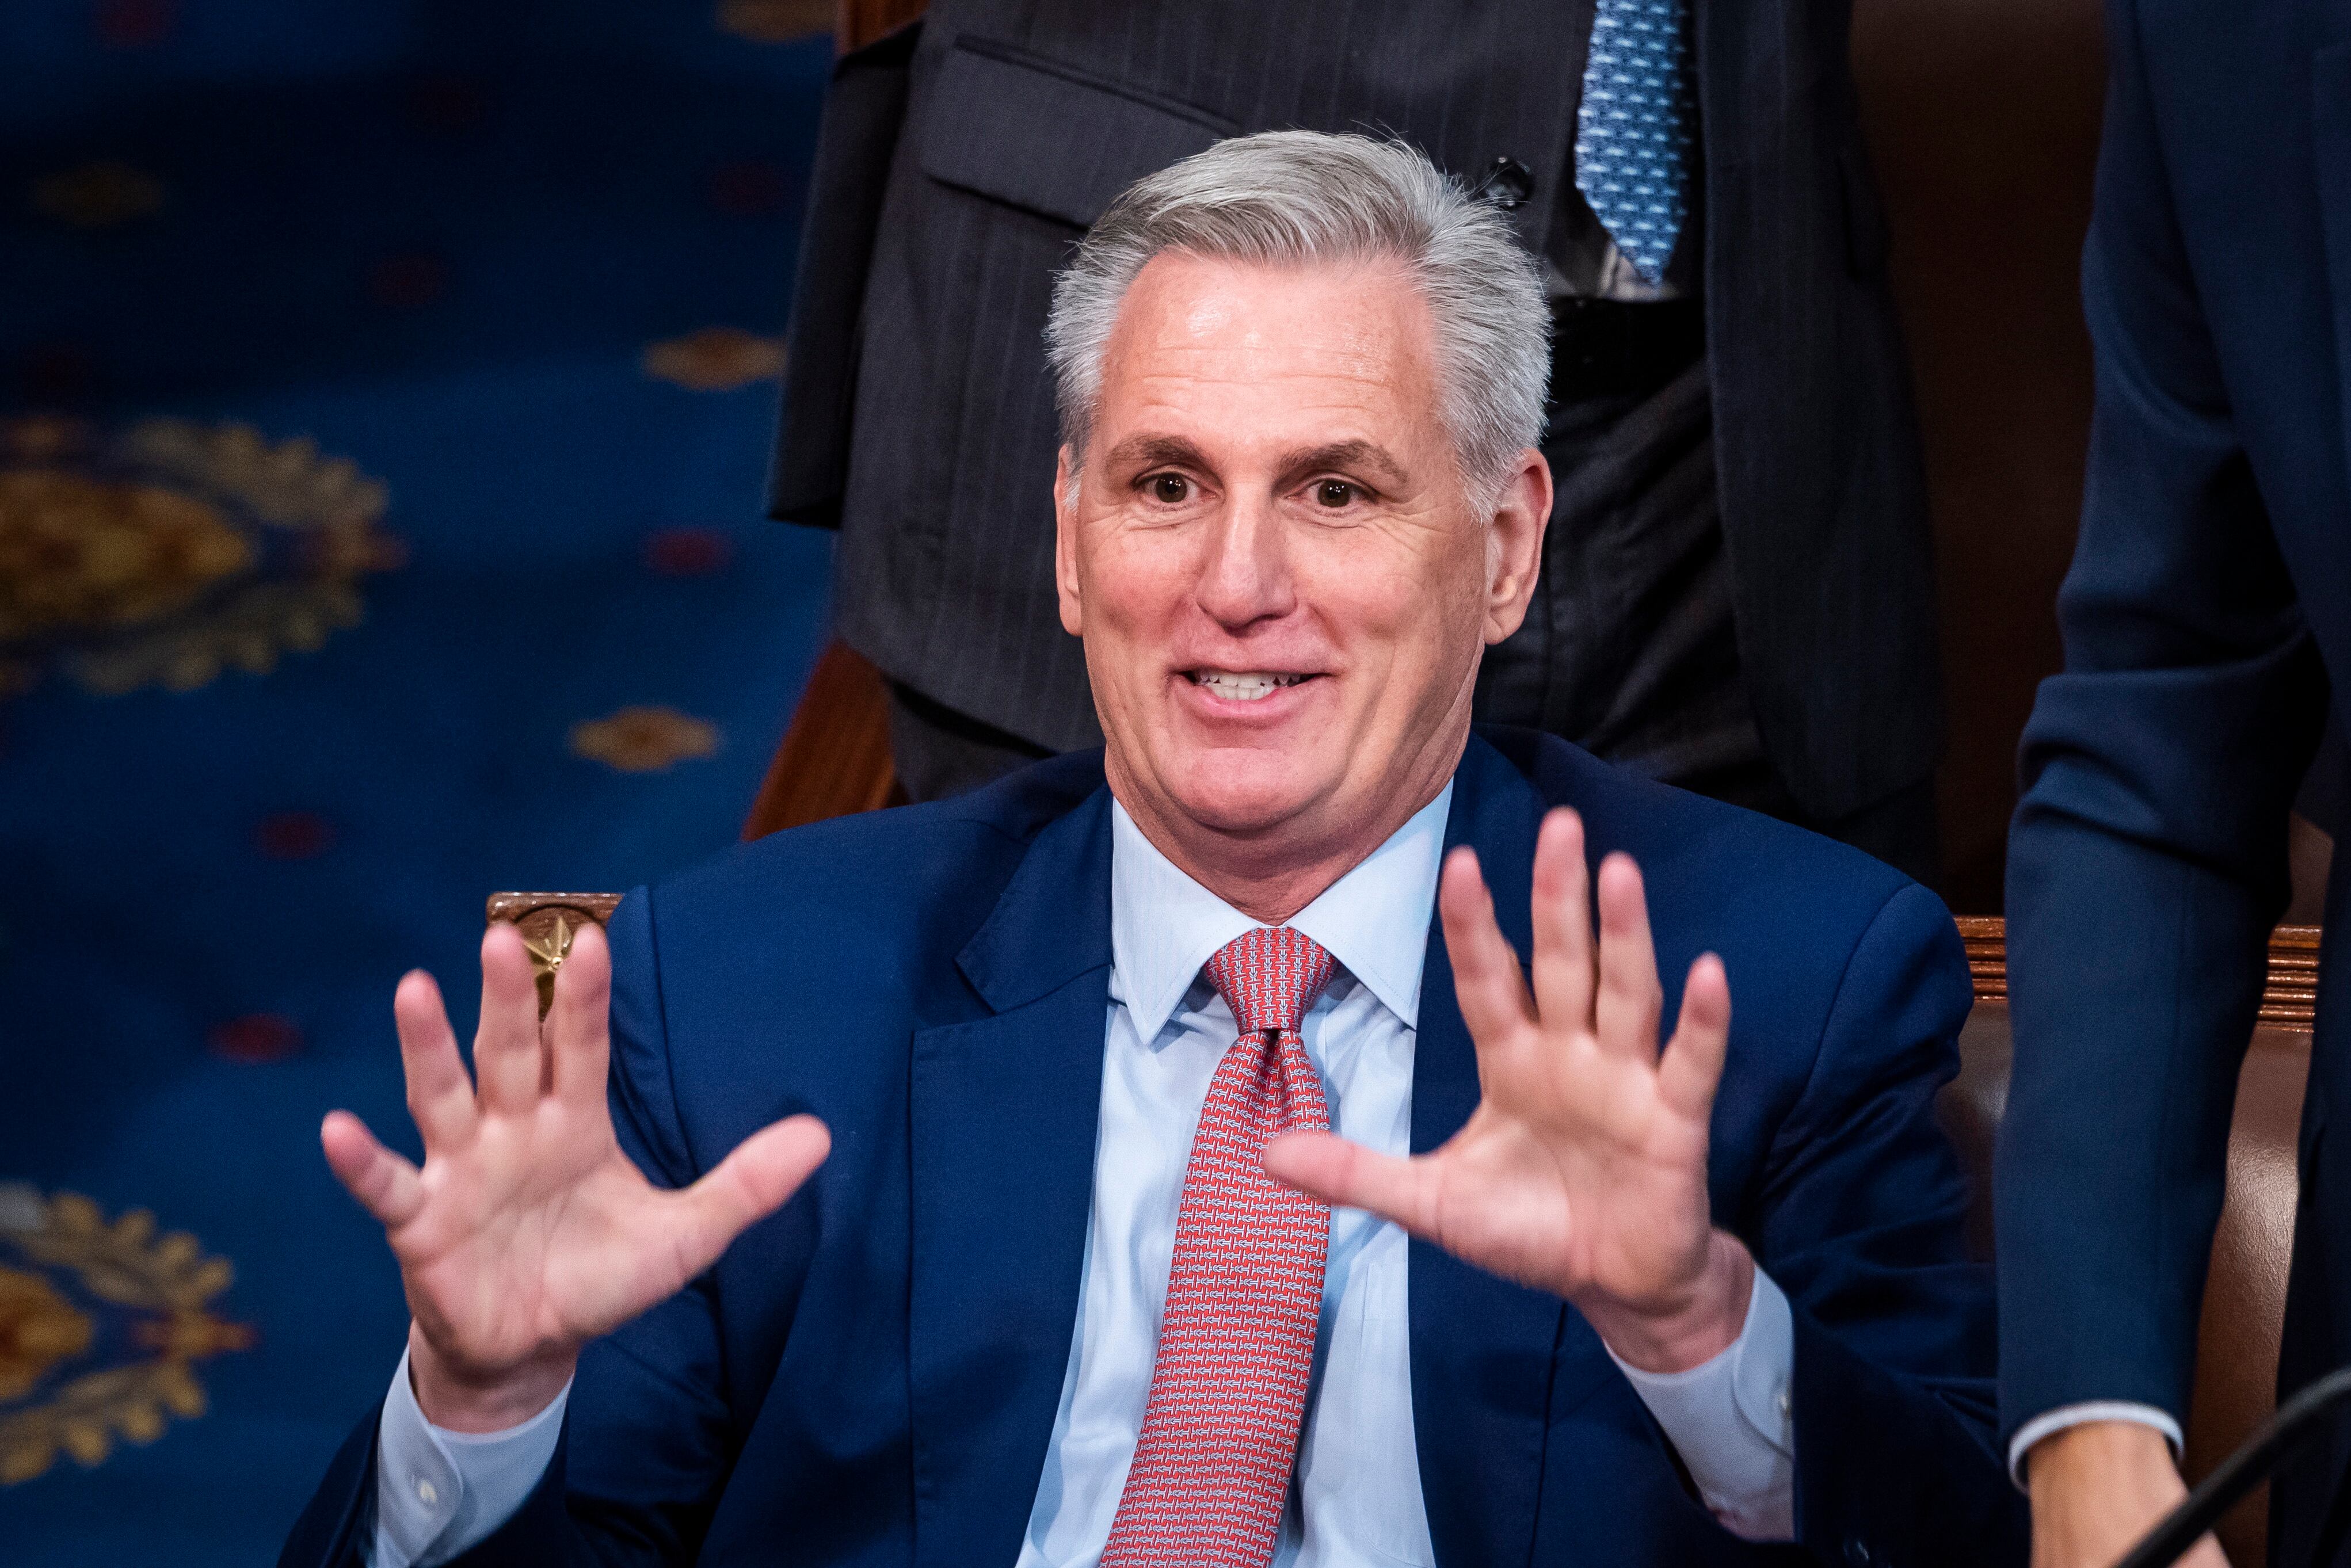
[2027,1420,2230,1568]
[319,921,831,1432]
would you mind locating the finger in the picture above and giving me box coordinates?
[1264,1132,1441,1237]
[1591,853,1664,1061]
[1526,808,1596,1033]
[1438,849,1536,1059]
[321,1110,426,1229]
[547,920,612,1108]
[1656,954,1732,1122]
[390,968,477,1151]
[394,969,477,1154]
[473,922,546,1115]
[667,1115,833,1279]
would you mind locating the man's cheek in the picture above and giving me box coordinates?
[1106,553,1199,630]
[1308,572,1428,643]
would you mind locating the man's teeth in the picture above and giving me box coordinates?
[1192,672,1309,701]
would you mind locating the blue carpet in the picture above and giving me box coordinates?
[0,4,836,1561]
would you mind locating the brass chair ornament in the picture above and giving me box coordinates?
[483,892,624,1015]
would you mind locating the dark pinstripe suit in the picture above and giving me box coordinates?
[772,0,1940,834]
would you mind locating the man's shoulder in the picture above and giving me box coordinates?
[1481,728,1912,906]
[1472,728,1952,1014]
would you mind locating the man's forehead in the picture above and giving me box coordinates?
[1095,254,1439,455]
[1111,251,1431,363]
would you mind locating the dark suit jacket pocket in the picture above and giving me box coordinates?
[921,37,1236,231]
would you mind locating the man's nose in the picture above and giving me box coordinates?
[1194,493,1295,630]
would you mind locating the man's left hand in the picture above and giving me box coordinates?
[1265,806,1753,1373]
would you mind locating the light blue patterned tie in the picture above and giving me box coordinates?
[1575,0,1697,285]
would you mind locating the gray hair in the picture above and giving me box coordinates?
[1043,130,1550,504]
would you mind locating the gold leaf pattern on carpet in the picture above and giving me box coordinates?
[0,1187,254,1486]
[570,705,723,771]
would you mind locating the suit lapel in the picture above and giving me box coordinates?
[907,787,1115,1568]
[2316,42,2351,494]
[1409,738,1576,1566]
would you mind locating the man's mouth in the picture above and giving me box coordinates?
[1186,670,1316,702]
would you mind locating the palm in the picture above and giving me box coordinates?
[1418,1048,1711,1303]
[1268,808,1739,1356]
[387,1095,683,1375]
[321,922,828,1403]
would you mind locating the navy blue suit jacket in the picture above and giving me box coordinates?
[285,732,2023,1566]
[1996,1,2351,1556]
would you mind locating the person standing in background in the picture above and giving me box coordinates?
[772,0,1944,883]
[1997,0,2351,1563]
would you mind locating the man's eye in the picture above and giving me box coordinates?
[1149,474,1191,504]
[1315,479,1358,508]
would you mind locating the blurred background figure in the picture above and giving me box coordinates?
[1995,0,2351,1563]
[0,3,839,1563]
[773,0,1948,883]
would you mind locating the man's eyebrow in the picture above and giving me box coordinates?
[1276,440,1408,489]
[1101,434,1210,473]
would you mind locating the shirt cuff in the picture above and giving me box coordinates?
[1607,1266,1796,1540]
[371,1344,570,1568]
[2006,1402,2184,1491]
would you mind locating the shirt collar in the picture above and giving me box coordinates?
[1108,780,1454,1044]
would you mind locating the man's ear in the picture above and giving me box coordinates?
[1054,445,1085,638]
[1482,448,1552,645]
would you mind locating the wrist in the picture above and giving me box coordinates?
[407,1321,577,1433]
[2026,1420,2194,1565]
[2027,1417,2181,1495]
[1582,1230,1755,1374]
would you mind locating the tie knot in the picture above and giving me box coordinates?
[1204,926,1335,1037]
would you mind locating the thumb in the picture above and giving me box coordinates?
[321,1110,426,1229]
[1265,1131,1439,1237]
[668,1114,832,1276]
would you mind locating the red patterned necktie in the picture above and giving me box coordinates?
[1101,925,1338,1568]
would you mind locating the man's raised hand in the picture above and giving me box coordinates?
[319,921,830,1430]
[1264,806,1752,1372]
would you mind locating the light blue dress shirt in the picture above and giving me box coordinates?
[369,780,1796,1566]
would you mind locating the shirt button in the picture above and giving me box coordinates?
[416,1478,439,1508]
[1777,1385,1792,1418]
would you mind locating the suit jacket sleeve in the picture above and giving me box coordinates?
[1759,883,2028,1567]
[1994,0,2328,1448]
[279,888,745,1568]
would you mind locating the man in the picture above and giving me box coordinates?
[288,135,2018,1567]
[1995,2,2351,1565]
[776,0,1942,882]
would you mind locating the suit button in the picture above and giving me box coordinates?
[1843,1539,1873,1568]
[1472,155,1534,210]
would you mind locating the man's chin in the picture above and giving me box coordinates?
[1160,753,1330,838]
